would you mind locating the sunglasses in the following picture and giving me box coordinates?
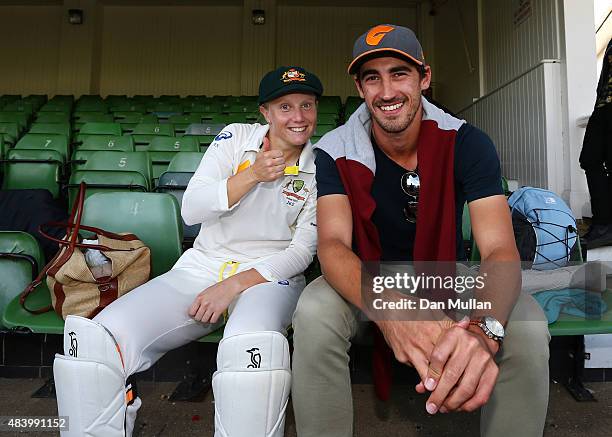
[401,171,420,223]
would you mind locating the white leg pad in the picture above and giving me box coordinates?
[53,315,131,437]
[213,331,291,437]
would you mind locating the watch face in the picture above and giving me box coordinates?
[484,316,504,337]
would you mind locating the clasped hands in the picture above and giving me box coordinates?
[377,312,500,415]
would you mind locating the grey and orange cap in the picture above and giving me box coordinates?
[347,24,425,75]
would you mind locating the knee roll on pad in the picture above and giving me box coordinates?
[53,315,133,437]
[213,331,291,437]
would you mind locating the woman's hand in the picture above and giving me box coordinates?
[188,269,268,324]
[250,136,286,182]
[189,277,241,324]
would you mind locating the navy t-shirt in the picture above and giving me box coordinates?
[315,123,503,261]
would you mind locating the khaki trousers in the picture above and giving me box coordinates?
[291,276,550,437]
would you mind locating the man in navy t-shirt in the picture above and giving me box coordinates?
[291,24,550,437]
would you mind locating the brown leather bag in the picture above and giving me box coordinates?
[20,183,151,319]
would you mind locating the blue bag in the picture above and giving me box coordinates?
[508,187,578,270]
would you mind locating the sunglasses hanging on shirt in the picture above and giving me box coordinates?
[401,170,420,223]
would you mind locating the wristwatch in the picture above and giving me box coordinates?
[470,316,505,344]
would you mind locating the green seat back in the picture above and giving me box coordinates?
[157,172,201,241]
[187,102,222,113]
[314,124,335,137]
[168,114,202,133]
[15,133,69,159]
[316,113,339,125]
[0,112,30,129]
[3,101,34,115]
[29,122,71,140]
[184,123,226,148]
[0,122,20,144]
[36,112,71,123]
[83,150,152,188]
[81,192,183,278]
[149,136,199,152]
[131,123,175,150]
[2,149,63,197]
[167,152,204,173]
[79,122,122,136]
[78,135,134,151]
[73,113,115,131]
[109,103,148,113]
[0,231,45,327]
[38,102,72,113]
[68,170,149,207]
[148,137,199,181]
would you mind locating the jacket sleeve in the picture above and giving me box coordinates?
[181,126,241,225]
[251,182,318,281]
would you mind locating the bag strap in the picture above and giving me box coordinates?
[39,222,141,251]
[20,183,88,315]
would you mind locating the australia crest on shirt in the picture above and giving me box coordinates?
[282,178,309,207]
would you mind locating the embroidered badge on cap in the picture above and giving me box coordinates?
[282,68,306,83]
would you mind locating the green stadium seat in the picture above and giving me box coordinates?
[0,112,30,130]
[110,102,148,113]
[22,95,47,110]
[314,124,335,137]
[29,122,71,141]
[168,114,203,134]
[0,122,21,145]
[2,191,183,334]
[15,134,69,160]
[3,101,34,116]
[167,152,204,173]
[225,102,259,113]
[344,96,363,115]
[114,113,158,133]
[82,150,153,185]
[74,99,107,113]
[157,171,201,243]
[2,148,64,197]
[35,112,71,124]
[104,95,129,106]
[184,123,225,149]
[130,123,175,150]
[0,231,45,327]
[185,102,223,114]
[316,113,339,125]
[78,135,134,151]
[70,136,135,171]
[318,96,342,114]
[68,170,149,207]
[148,136,199,180]
[83,192,183,277]
[73,113,115,131]
[148,103,183,114]
[76,122,122,143]
[38,102,72,113]
[210,113,250,124]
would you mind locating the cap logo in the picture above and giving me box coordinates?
[281,68,306,83]
[365,25,395,46]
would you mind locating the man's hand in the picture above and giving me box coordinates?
[188,276,241,324]
[376,316,458,387]
[415,319,499,414]
[250,136,285,182]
